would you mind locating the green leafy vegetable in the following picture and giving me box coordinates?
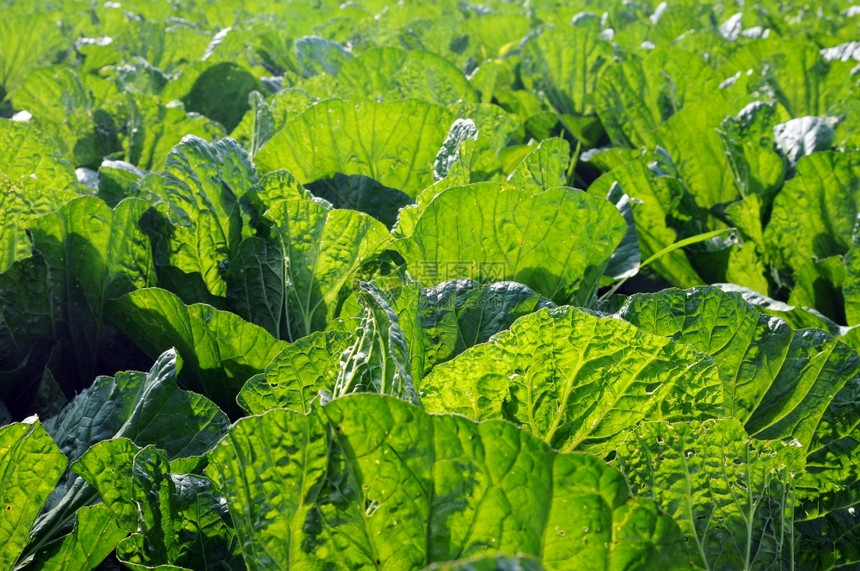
[207,394,694,569]
[399,184,626,305]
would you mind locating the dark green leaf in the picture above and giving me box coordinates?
[182,62,261,133]
[107,287,288,418]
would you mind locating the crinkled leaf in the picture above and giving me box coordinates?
[331,282,419,405]
[237,330,352,415]
[144,136,257,303]
[616,286,860,433]
[505,137,569,192]
[0,420,67,570]
[114,446,242,570]
[764,151,860,281]
[228,197,391,339]
[399,184,626,305]
[31,504,126,571]
[422,306,722,452]
[0,118,77,189]
[337,47,477,105]
[72,438,141,530]
[615,286,860,570]
[434,118,478,181]
[107,287,288,418]
[255,98,454,197]
[30,196,155,385]
[207,394,694,569]
[43,349,229,466]
[125,95,225,171]
[520,16,612,117]
[613,418,804,570]
[32,350,230,564]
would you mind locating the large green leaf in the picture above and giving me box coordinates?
[31,504,127,571]
[144,136,257,303]
[399,184,626,305]
[207,394,694,569]
[718,101,786,204]
[0,118,78,191]
[0,420,67,570]
[614,418,804,570]
[520,16,612,117]
[594,49,724,148]
[505,137,569,191]
[588,158,704,288]
[616,286,860,431]
[615,286,860,569]
[29,196,155,386]
[330,282,419,405]
[255,98,454,197]
[421,306,722,452]
[237,330,352,415]
[764,151,860,282]
[227,197,391,339]
[0,13,67,98]
[654,97,742,214]
[337,47,477,105]
[42,349,229,466]
[125,95,226,171]
[24,350,229,567]
[114,446,243,570]
[107,287,288,418]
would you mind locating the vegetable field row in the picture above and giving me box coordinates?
[1,0,858,569]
